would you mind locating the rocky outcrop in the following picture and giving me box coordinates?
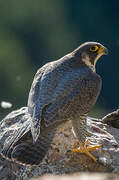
[0,107,119,180]
[33,173,119,180]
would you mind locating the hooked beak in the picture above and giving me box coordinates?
[98,46,108,55]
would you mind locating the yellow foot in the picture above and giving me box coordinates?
[72,140,101,162]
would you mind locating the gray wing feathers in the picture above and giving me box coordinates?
[28,69,44,143]
[28,64,56,143]
[28,62,66,142]
[52,69,88,101]
[44,72,102,126]
[28,84,41,142]
[28,63,101,143]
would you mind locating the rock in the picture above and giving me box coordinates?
[33,173,119,180]
[0,107,119,179]
[102,109,119,128]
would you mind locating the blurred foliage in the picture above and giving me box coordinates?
[0,0,119,118]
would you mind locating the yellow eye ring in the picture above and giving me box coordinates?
[90,45,99,52]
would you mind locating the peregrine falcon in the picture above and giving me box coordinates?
[1,42,108,165]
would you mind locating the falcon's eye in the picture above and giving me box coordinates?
[90,45,99,52]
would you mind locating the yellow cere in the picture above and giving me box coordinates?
[90,45,99,52]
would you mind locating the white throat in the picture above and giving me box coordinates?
[81,52,102,72]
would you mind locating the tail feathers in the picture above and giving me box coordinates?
[11,142,47,165]
[1,126,56,165]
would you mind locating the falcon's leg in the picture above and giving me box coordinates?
[72,115,101,162]
[72,140,101,162]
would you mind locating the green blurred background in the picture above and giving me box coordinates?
[0,0,119,119]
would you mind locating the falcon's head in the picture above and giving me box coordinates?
[74,42,108,70]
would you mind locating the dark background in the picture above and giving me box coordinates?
[0,0,119,119]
